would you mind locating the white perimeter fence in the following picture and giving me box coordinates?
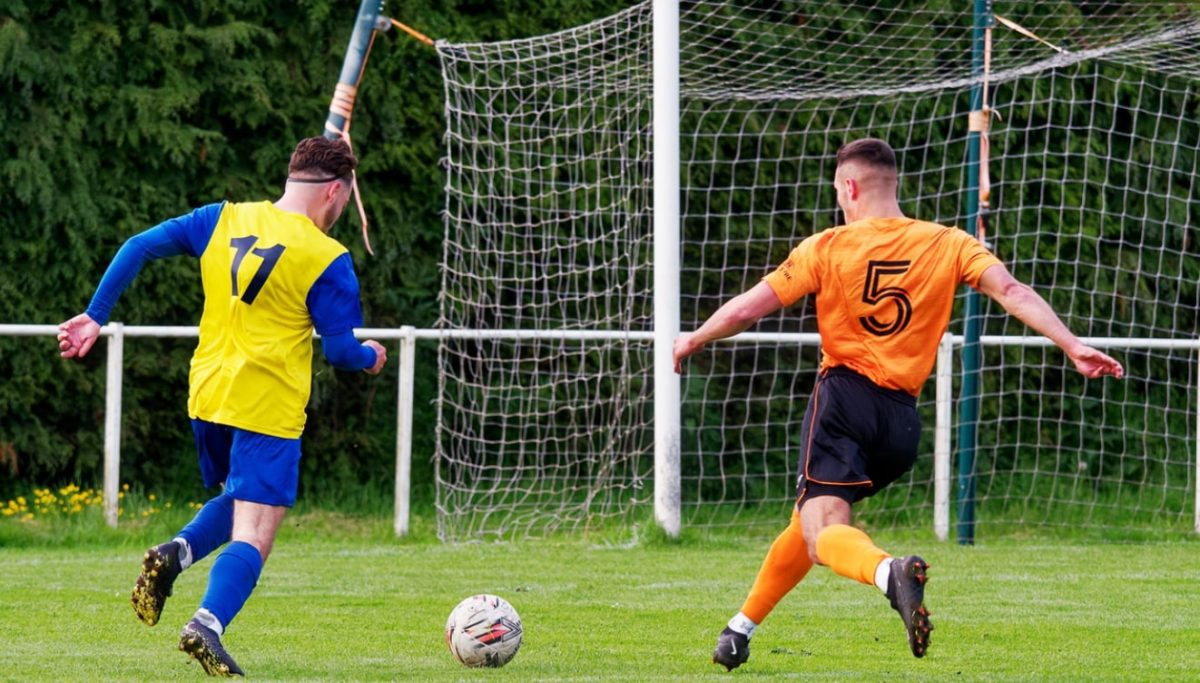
[3,324,1198,537]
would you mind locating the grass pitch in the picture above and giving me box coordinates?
[0,512,1197,681]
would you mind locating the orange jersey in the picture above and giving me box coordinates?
[763,217,1002,396]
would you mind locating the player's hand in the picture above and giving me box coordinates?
[57,313,101,359]
[673,333,701,374]
[363,340,387,375]
[1068,345,1124,379]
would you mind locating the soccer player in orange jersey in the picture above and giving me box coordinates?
[673,138,1124,669]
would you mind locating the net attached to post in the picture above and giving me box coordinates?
[436,5,657,541]
[436,1,1200,542]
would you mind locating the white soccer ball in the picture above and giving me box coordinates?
[444,594,523,668]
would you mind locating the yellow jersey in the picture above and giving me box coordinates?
[187,202,348,438]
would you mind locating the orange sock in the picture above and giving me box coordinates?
[815,523,890,586]
[739,509,814,624]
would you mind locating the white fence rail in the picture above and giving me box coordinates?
[3,324,1197,536]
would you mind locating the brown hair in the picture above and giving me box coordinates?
[836,138,897,172]
[288,136,358,179]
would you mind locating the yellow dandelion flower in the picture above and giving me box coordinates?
[122,483,129,491]
[2,509,13,516]
[21,513,33,521]
[148,494,156,502]
[17,496,26,506]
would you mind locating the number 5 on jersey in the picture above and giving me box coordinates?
[230,236,286,305]
[859,260,913,336]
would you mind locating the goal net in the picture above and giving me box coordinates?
[435,1,1199,541]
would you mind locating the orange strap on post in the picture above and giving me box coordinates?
[332,127,374,257]
[390,18,435,47]
[974,14,1068,244]
[994,14,1070,55]
[323,14,436,255]
[969,21,995,243]
[325,29,378,256]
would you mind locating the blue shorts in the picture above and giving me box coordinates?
[191,419,302,507]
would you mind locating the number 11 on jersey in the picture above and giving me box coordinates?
[230,236,286,305]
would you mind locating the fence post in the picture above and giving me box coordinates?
[103,323,124,528]
[395,326,416,536]
[934,334,954,541]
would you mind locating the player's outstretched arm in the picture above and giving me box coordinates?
[976,264,1124,379]
[58,206,219,361]
[674,282,784,374]
[58,313,101,359]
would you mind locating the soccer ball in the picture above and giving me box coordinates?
[445,594,523,668]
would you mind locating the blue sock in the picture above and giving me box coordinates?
[176,492,234,566]
[199,541,263,630]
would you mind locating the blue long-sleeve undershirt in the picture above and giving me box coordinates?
[85,202,376,371]
[320,331,377,371]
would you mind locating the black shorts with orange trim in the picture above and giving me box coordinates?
[795,366,922,506]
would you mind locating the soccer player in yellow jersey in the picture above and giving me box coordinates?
[673,138,1124,669]
[57,137,387,677]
